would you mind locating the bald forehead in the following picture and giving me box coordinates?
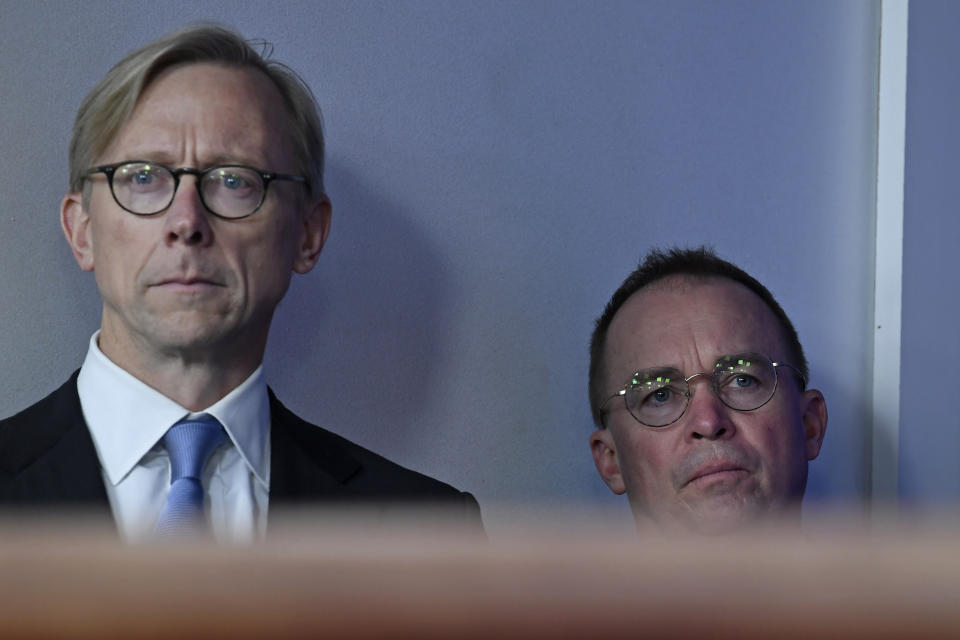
[603,274,791,378]
[634,273,733,298]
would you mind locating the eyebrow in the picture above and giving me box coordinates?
[713,351,767,368]
[112,152,267,168]
[626,350,769,377]
[623,365,684,387]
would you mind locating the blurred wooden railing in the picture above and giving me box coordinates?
[0,506,958,638]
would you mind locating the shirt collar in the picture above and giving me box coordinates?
[77,331,270,489]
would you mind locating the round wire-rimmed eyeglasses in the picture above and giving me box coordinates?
[601,352,806,428]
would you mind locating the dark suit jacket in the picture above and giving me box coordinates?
[0,371,482,533]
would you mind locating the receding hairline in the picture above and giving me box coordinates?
[102,61,293,158]
[69,24,326,200]
[79,61,308,212]
[119,61,293,151]
[588,246,808,429]
[599,273,800,389]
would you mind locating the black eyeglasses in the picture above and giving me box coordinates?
[601,352,806,428]
[84,161,307,219]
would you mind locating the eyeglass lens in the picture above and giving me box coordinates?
[110,162,265,218]
[624,354,778,427]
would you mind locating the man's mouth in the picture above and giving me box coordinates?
[685,463,748,488]
[152,277,224,290]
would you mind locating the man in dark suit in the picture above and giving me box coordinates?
[0,25,480,542]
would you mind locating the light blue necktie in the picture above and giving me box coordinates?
[155,415,227,539]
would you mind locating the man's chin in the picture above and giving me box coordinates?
[132,322,242,362]
[156,328,241,357]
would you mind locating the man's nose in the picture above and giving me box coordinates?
[163,176,213,246]
[683,374,736,441]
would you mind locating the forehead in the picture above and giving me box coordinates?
[101,62,293,167]
[604,275,789,380]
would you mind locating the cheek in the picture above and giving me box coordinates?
[259,233,296,273]
[615,430,673,496]
[262,214,300,255]
[90,216,140,272]
[233,229,297,290]
[742,411,806,479]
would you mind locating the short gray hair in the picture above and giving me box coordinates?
[69,23,325,199]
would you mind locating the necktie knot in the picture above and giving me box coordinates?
[163,415,228,481]
[155,414,227,539]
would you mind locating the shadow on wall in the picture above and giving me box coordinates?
[265,158,453,459]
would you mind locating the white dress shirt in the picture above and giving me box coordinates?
[76,332,270,544]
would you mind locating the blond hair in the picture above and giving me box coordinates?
[69,23,325,199]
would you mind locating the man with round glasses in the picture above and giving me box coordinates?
[0,25,481,541]
[589,247,827,535]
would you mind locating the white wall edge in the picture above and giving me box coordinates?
[872,0,909,509]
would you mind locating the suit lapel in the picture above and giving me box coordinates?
[268,389,361,502]
[2,380,372,517]
[0,371,110,507]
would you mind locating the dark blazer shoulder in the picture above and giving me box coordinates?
[0,371,109,505]
[268,389,481,516]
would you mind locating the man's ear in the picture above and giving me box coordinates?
[61,192,94,272]
[293,195,332,275]
[800,389,828,460]
[590,429,626,495]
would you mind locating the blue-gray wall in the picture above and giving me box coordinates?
[0,1,880,532]
[900,0,960,506]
